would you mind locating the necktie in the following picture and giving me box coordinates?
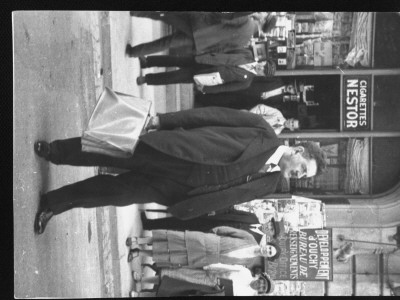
[259,163,275,173]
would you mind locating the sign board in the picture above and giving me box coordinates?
[266,228,333,281]
[343,75,371,131]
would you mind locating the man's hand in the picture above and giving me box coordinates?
[196,84,205,94]
[145,116,160,131]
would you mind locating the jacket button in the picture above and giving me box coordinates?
[244,75,247,78]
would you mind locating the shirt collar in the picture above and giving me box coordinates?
[266,145,289,167]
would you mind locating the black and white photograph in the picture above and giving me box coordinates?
[13,10,400,297]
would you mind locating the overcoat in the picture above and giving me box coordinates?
[152,226,259,268]
[138,107,282,219]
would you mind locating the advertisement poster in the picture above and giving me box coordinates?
[234,195,326,232]
[343,75,371,131]
[266,228,333,281]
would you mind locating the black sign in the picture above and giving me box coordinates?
[266,228,333,281]
[343,75,371,131]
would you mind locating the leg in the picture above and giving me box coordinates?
[128,248,153,262]
[43,171,191,215]
[43,137,136,168]
[144,55,196,68]
[130,11,193,36]
[144,68,195,85]
[126,236,153,246]
[140,276,160,285]
[127,32,194,57]
[142,263,159,273]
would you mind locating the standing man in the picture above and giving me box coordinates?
[248,104,300,135]
[139,210,284,244]
[33,107,327,234]
[126,11,276,58]
[135,52,276,94]
[195,77,298,109]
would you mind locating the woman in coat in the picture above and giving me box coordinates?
[130,263,275,297]
[126,226,281,268]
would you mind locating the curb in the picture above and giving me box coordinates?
[93,11,121,298]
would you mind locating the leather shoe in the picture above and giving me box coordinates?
[34,208,53,234]
[34,196,53,235]
[34,141,51,160]
[138,56,148,68]
[136,76,146,85]
[126,44,138,57]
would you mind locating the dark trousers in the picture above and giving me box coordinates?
[144,55,210,85]
[130,11,195,57]
[44,138,194,215]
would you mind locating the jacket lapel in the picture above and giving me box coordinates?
[168,171,282,220]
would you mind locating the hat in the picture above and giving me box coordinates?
[258,272,275,294]
[271,218,285,239]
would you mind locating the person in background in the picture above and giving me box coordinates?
[248,103,300,135]
[126,226,282,265]
[195,77,298,110]
[129,263,275,297]
[139,209,284,244]
[135,53,276,94]
[126,11,277,58]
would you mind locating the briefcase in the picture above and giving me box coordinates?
[82,87,152,158]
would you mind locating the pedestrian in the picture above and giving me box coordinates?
[140,210,284,243]
[126,11,276,57]
[247,104,300,135]
[135,52,276,94]
[130,263,275,296]
[125,226,281,266]
[33,107,327,234]
[195,77,299,109]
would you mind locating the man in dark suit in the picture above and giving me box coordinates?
[135,51,276,94]
[140,210,283,244]
[195,77,297,110]
[33,107,327,234]
[126,11,266,58]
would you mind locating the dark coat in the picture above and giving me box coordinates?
[156,276,226,297]
[195,77,287,109]
[190,12,257,55]
[142,209,264,243]
[152,226,259,268]
[139,107,282,219]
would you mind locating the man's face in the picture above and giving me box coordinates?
[284,84,296,94]
[255,61,267,75]
[250,278,267,293]
[284,118,299,131]
[279,146,317,179]
[261,221,275,236]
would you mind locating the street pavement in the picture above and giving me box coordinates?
[13,11,193,298]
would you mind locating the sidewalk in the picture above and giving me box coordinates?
[95,11,194,297]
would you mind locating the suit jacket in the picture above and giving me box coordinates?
[190,12,257,55]
[139,107,282,220]
[195,77,287,109]
[198,65,256,94]
[195,48,257,94]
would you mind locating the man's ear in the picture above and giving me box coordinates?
[294,146,304,154]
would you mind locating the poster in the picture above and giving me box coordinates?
[343,75,371,131]
[266,228,333,281]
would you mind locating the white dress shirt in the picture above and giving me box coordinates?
[249,104,287,135]
[261,85,286,100]
[238,62,258,75]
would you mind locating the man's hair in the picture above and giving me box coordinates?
[263,59,276,77]
[296,141,328,176]
[261,15,277,33]
[266,241,281,262]
[258,272,275,294]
